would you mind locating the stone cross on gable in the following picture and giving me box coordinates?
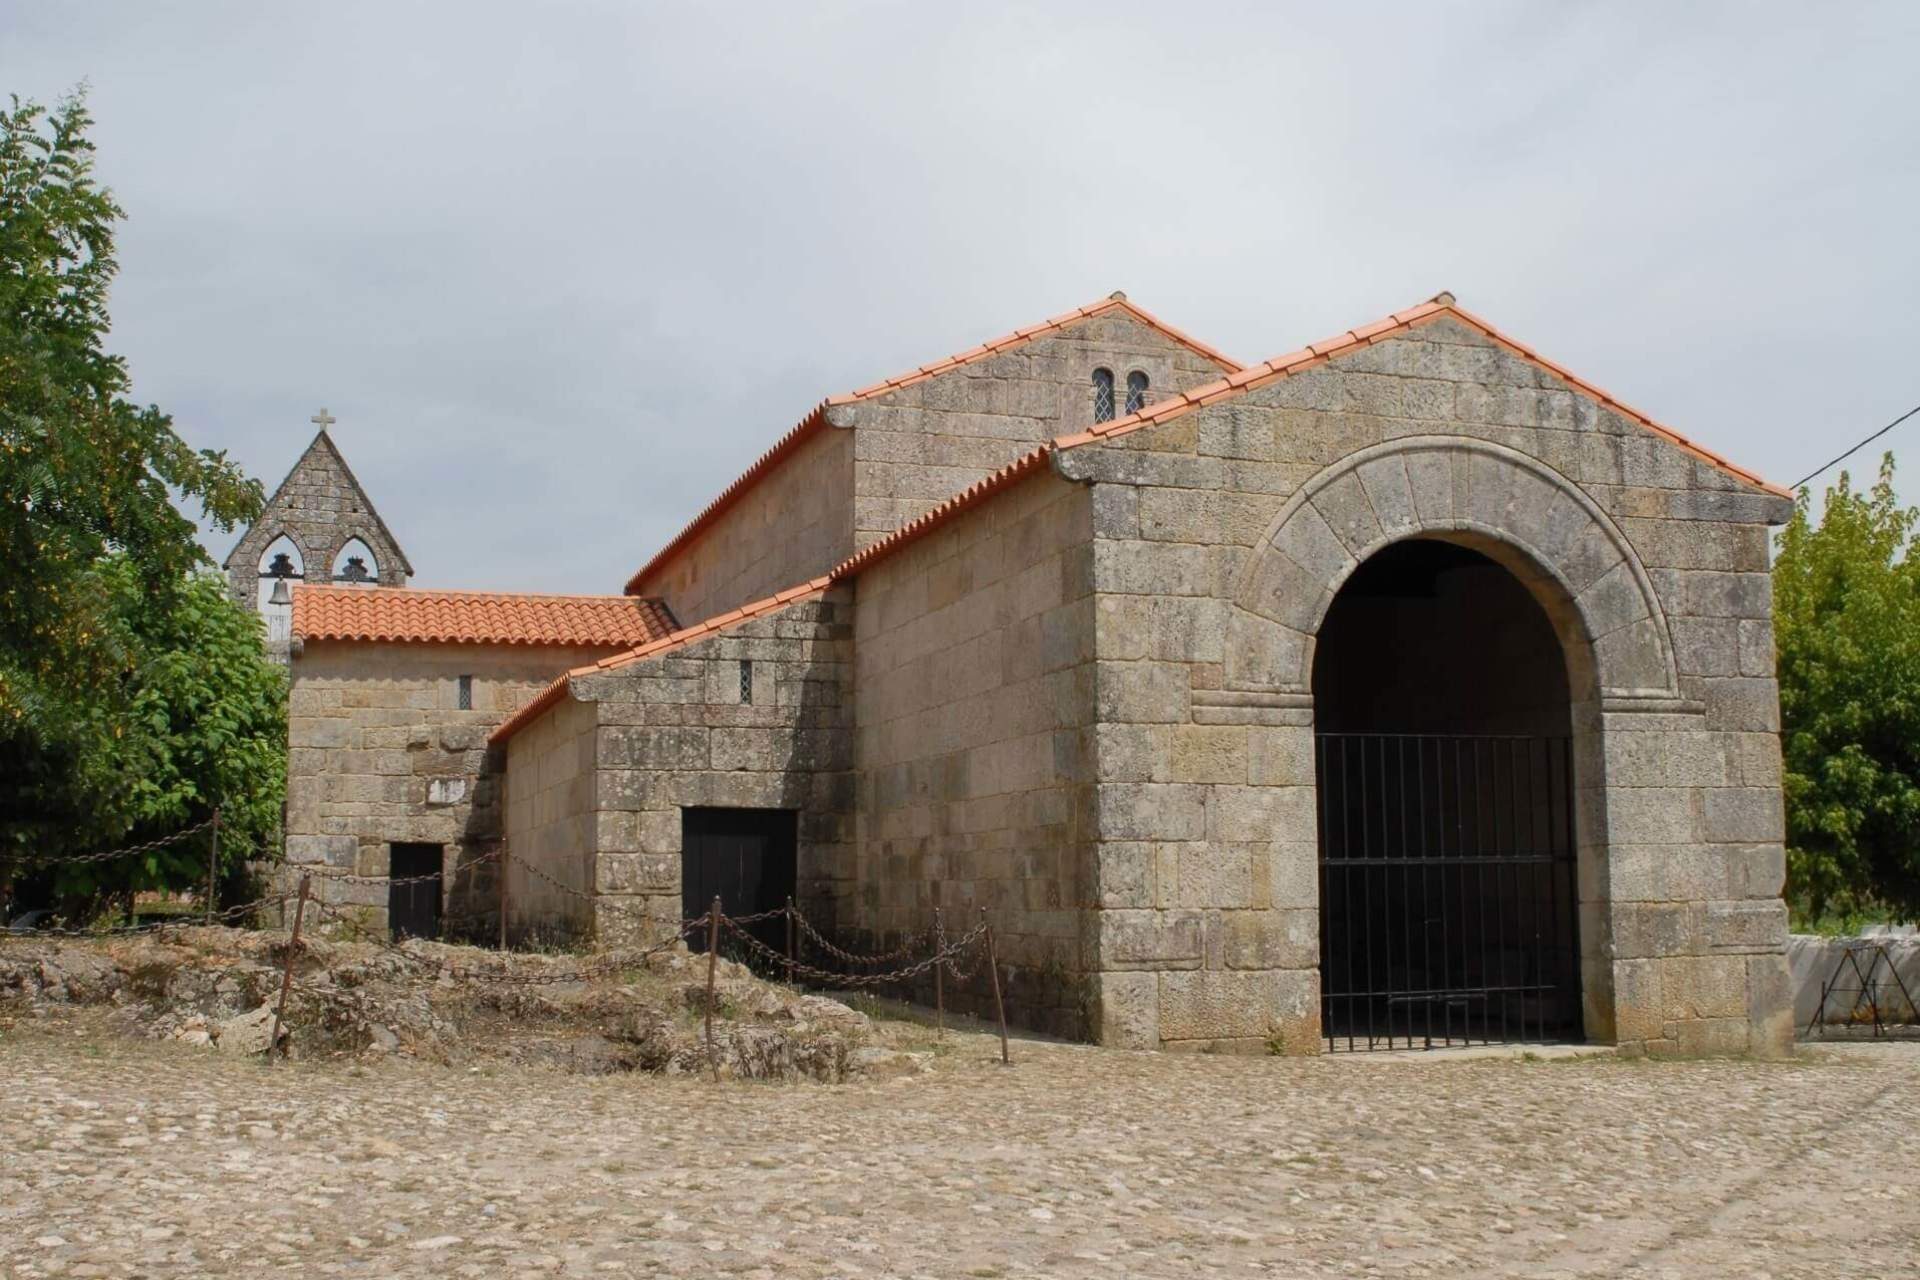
[310,407,336,430]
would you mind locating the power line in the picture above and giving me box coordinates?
[1790,402,1920,491]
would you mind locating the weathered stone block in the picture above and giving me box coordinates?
[1702,787,1784,844]
[1092,970,1159,1049]
[1705,899,1786,953]
[1097,909,1203,970]
[1096,783,1208,842]
[1158,970,1278,1041]
[1174,844,1254,908]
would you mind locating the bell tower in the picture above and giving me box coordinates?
[223,408,413,656]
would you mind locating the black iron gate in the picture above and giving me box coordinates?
[1317,733,1581,1051]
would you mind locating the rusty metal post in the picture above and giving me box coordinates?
[205,806,221,926]
[498,845,510,952]
[266,873,311,1062]
[704,895,721,1080]
[981,908,1010,1066]
[784,896,796,988]
[933,907,945,1037]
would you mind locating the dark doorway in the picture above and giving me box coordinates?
[681,808,797,956]
[388,843,443,941]
[1313,540,1582,1050]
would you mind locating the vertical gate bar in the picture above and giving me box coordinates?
[1544,737,1561,1038]
[1417,737,1432,1049]
[1477,739,1492,1046]
[1562,737,1579,1037]
[1513,738,1529,1042]
[1355,736,1368,1047]
[1395,736,1409,1050]
[1413,740,1428,1051]
[1317,735,1333,1051]
[1496,738,1511,1044]
[1342,736,1356,1053]
[1447,737,1462,1046]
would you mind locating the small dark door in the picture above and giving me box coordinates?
[388,843,443,941]
[681,808,796,955]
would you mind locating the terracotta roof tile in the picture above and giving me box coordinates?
[293,585,677,648]
[622,295,1241,595]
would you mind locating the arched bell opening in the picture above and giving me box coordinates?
[256,535,305,641]
[330,537,380,586]
[1312,538,1583,1051]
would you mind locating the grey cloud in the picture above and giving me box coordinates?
[4,1,1914,591]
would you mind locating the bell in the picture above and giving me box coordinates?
[268,577,293,607]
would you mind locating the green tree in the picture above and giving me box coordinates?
[1773,453,1920,924]
[1,90,273,899]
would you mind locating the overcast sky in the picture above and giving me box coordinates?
[5,3,1915,593]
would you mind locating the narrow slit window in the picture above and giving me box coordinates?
[1125,370,1150,414]
[1091,367,1115,424]
[456,675,473,710]
[739,659,753,704]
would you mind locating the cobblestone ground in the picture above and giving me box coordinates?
[2,1011,1916,1279]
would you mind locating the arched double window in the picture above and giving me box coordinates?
[1125,370,1150,414]
[1092,367,1116,424]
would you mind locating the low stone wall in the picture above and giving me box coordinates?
[1788,932,1920,1032]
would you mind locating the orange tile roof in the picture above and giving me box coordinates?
[499,294,1789,747]
[293,584,677,648]
[489,577,834,745]
[621,294,1240,595]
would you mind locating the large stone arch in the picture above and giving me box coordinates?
[1227,436,1679,708]
[1224,436,1685,1047]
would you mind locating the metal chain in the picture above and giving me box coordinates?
[3,814,219,869]
[937,920,985,982]
[301,847,500,887]
[0,892,295,941]
[721,915,987,989]
[788,902,928,965]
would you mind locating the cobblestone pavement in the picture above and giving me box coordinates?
[2,1012,1916,1279]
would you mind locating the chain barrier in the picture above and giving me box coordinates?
[787,901,928,965]
[2,814,219,869]
[0,892,295,941]
[302,847,500,888]
[722,914,988,990]
[936,921,985,982]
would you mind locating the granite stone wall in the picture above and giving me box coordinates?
[835,311,1235,545]
[635,424,855,627]
[1055,314,1795,1056]
[634,312,1234,625]
[501,693,598,943]
[285,639,620,933]
[506,594,857,946]
[850,470,1098,1037]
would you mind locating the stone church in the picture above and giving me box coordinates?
[246,292,1795,1056]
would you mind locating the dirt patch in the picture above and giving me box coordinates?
[0,927,933,1081]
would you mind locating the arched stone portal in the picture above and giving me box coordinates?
[1228,437,1687,1050]
[1313,539,1583,1048]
